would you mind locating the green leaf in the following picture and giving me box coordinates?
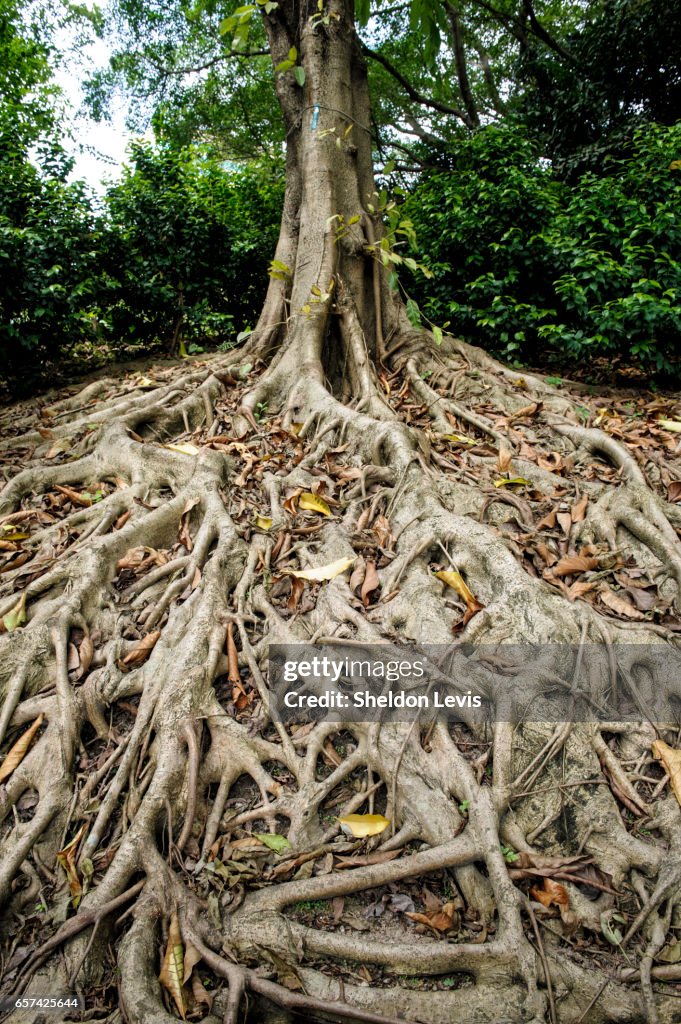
[293,65,305,87]
[406,298,421,328]
[355,0,370,24]
[3,593,27,632]
[254,833,292,854]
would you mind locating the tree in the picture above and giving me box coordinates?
[3,1,681,1022]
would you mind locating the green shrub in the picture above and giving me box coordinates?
[405,122,681,377]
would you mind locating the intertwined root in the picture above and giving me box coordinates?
[2,339,681,1024]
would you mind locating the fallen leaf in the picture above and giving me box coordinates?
[2,592,27,632]
[254,514,273,530]
[493,477,531,489]
[254,833,292,854]
[337,813,390,838]
[122,630,161,668]
[435,570,485,624]
[667,481,681,503]
[652,739,681,805]
[335,849,400,868]
[54,485,92,507]
[56,824,87,908]
[657,940,681,964]
[285,557,354,582]
[552,554,599,577]
[406,900,459,933]
[531,878,569,912]
[571,494,588,521]
[658,419,681,432]
[0,714,44,783]
[599,587,645,620]
[226,622,240,686]
[537,510,557,530]
[159,912,186,1019]
[360,561,380,606]
[372,515,393,548]
[443,433,476,446]
[164,443,200,456]
[298,493,331,516]
[497,444,513,473]
[182,943,202,985]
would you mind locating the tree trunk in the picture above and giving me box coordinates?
[249,0,411,409]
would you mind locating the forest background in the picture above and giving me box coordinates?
[1,0,680,398]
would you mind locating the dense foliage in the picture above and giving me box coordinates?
[101,144,283,354]
[405,123,681,376]
[1,0,680,393]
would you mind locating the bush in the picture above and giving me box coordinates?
[100,144,284,352]
[404,122,681,377]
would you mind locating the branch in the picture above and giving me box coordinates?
[443,0,480,127]
[140,48,269,78]
[362,44,474,125]
[521,0,577,63]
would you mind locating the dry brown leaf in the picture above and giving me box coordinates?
[599,587,645,620]
[537,510,557,530]
[122,630,161,668]
[553,554,599,577]
[372,514,393,549]
[335,849,400,868]
[349,555,366,594]
[571,494,588,522]
[556,512,573,536]
[79,635,94,674]
[497,443,513,473]
[0,714,44,783]
[361,560,380,606]
[567,580,598,601]
[182,942,202,985]
[191,973,214,1011]
[537,452,563,473]
[159,912,186,1019]
[652,740,681,805]
[406,900,459,933]
[667,481,681,503]
[531,877,568,909]
[54,485,92,507]
[226,622,240,685]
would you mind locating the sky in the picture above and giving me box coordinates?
[52,28,150,191]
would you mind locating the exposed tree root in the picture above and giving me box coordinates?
[2,326,681,1024]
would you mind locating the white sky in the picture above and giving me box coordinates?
[53,30,151,191]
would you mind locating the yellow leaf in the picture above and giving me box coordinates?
[0,526,29,541]
[164,443,200,455]
[3,592,27,632]
[289,422,304,436]
[658,419,681,433]
[652,740,681,806]
[493,477,531,488]
[254,514,273,530]
[159,912,186,1019]
[442,433,476,446]
[285,557,354,582]
[337,813,390,838]
[435,570,475,607]
[56,824,87,907]
[135,376,157,389]
[0,714,44,783]
[298,493,331,516]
